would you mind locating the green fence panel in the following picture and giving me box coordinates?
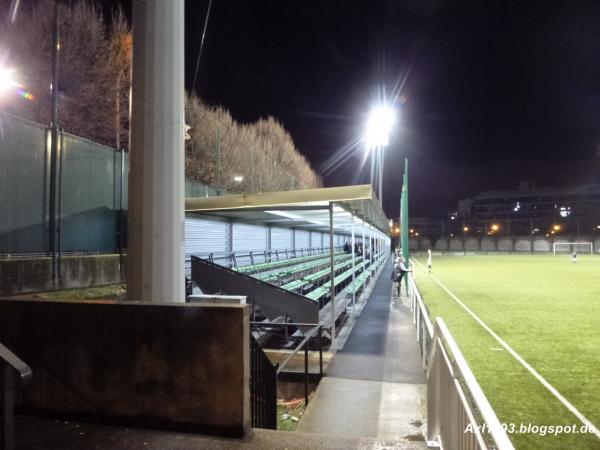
[0,114,48,253]
[1,112,225,255]
[59,133,121,252]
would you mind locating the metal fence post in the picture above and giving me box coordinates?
[318,326,323,377]
[0,365,15,450]
[304,342,309,406]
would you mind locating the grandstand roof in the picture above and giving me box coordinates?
[185,184,390,236]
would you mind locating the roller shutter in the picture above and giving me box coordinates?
[310,231,322,248]
[232,223,268,252]
[295,230,310,249]
[270,227,293,251]
[185,215,229,274]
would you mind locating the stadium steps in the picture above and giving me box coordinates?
[15,414,427,449]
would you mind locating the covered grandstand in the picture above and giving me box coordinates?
[185,185,391,346]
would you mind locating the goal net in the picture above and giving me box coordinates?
[553,242,594,255]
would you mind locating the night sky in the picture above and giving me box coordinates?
[107,0,600,218]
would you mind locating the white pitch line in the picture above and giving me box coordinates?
[412,258,600,440]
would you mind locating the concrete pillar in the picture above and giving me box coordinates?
[127,0,186,302]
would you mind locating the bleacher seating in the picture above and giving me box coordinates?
[234,251,332,275]
[253,253,348,283]
[281,256,363,294]
[234,246,387,310]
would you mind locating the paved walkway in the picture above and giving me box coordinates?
[297,258,427,446]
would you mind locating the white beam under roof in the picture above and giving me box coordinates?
[185,184,390,235]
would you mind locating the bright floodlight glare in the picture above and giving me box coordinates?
[233,175,244,183]
[0,67,18,92]
[365,105,396,150]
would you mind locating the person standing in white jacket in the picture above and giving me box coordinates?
[427,249,432,274]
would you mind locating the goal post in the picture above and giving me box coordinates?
[553,242,594,255]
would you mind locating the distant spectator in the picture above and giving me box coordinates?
[427,249,433,274]
[391,257,412,297]
[343,241,351,253]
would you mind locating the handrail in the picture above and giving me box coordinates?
[407,271,514,450]
[408,273,434,339]
[429,318,514,450]
[1,341,32,450]
[276,325,321,375]
[273,324,323,407]
[0,342,32,388]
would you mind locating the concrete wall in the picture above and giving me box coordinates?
[449,238,463,251]
[465,238,479,251]
[434,239,448,251]
[0,255,123,296]
[0,299,250,437]
[497,238,513,251]
[409,235,599,253]
[514,236,532,252]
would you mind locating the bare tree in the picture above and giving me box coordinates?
[185,95,322,193]
[0,0,131,147]
[0,1,319,192]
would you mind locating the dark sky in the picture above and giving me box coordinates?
[106,0,600,218]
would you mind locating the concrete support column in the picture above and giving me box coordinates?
[127,0,185,302]
[351,214,355,313]
[329,203,335,348]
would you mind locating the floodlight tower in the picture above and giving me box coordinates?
[365,105,396,204]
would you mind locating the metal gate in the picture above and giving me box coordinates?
[250,334,277,429]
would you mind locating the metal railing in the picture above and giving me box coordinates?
[1,342,32,450]
[251,322,323,408]
[202,247,343,268]
[274,324,323,407]
[249,334,278,429]
[407,273,514,450]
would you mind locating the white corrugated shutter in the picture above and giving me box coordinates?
[322,232,330,248]
[232,223,268,252]
[295,230,310,249]
[311,231,322,248]
[185,215,229,274]
[270,227,293,251]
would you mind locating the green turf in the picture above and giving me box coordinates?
[277,400,305,431]
[35,284,125,300]
[413,254,600,450]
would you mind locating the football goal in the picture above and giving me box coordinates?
[553,242,594,255]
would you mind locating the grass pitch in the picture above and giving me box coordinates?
[413,254,600,450]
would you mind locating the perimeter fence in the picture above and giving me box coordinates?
[0,112,226,256]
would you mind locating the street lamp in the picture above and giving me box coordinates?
[365,105,396,203]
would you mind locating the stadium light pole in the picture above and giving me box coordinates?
[365,105,396,204]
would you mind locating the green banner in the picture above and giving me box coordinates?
[401,158,410,261]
